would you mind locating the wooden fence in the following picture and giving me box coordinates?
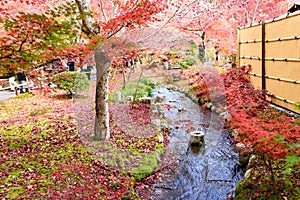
[238,11,300,114]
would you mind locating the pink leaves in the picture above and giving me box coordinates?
[109,103,166,152]
[183,65,300,161]
[0,93,138,199]
[52,171,63,179]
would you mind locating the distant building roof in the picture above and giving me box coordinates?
[288,2,300,13]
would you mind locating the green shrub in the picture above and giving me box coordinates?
[178,58,196,69]
[108,78,156,102]
[52,72,89,95]
[296,102,300,110]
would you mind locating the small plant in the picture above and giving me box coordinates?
[52,72,89,96]
[178,58,196,69]
[109,78,156,102]
[296,102,300,110]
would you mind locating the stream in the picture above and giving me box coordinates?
[149,86,244,200]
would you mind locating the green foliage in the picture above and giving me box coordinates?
[13,93,32,99]
[235,158,300,199]
[190,42,200,58]
[178,58,196,69]
[130,153,158,181]
[52,72,89,95]
[296,102,300,110]
[0,5,81,74]
[284,153,300,167]
[94,141,162,181]
[109,78,156,102]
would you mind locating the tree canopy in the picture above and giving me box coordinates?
[0,0,296,74]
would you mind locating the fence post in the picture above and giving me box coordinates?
[261,21,266,99]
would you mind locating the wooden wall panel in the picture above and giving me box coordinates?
[265,15,300,39]
[238,12,300,114]
[239,25,262,41]
[265,61,300,80]
[265,40,300,58]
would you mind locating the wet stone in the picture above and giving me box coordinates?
[115,91,122,103]
[125,96,133,102]
[150,104,157,111]
[207,159,233,182]
[169,142,189,156]
[178,107,186,112]
[151,119,160,127]
[173,77,180,82]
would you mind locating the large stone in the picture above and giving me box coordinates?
[235,142,246,152]
[152,95,166,103]
[189,131,205,146]
[125,96,133,102]
[137,97,152,104]
[206,102,213,109]
[156,103,165,113]
[150,104,157,111]
[115,91,122,103]
[151,119,161,127]
[211,105,216,112]
[157,133,164,143]
[178,107,186,112]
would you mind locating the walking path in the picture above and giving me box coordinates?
[0,91,16,101]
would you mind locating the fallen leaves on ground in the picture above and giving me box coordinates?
[0,92,137,199]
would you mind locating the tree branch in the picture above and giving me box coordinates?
[0,34,29,60]
[136,0,199,43]
[136,7,180,43]
[75,0,100,37]
[99,0,108,22]
[109,0,119,19]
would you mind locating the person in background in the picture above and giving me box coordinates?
[16,72,28,93]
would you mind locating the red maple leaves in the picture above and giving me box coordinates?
[183,65,299,161]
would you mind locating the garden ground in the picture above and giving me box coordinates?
[0,64,299,199]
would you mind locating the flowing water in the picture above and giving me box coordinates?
[149,86,244,200]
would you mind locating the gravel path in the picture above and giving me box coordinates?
[0,91,16,101]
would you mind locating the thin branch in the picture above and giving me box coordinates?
[109,0,119,19]
[251,0,260,24]
[136,7,180,43]
[106,24,126,39]
[0,34,29,60]
[136,0,199,43]
[99,0,108,22]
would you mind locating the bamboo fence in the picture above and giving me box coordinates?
[238,11,300,114]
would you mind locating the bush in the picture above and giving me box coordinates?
[178,58,196,69]
[52,72,89,95]
[108,78,156,102]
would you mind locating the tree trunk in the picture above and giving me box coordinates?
[94,49,111,140]
[201,31,207,62]
[122,70,127,89]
